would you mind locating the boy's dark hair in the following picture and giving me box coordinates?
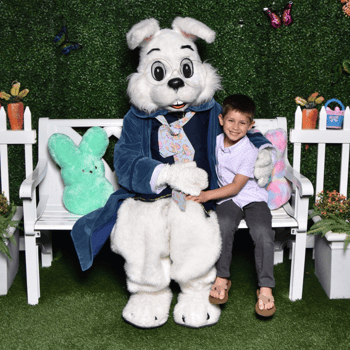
[222,94,256,122]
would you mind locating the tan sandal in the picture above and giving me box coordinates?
[255,290,276,317]
[209,280,231,305]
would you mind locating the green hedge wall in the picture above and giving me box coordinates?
[1,0,350,205]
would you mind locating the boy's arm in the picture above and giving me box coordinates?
[186,174,249,203]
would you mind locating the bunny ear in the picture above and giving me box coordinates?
[172,17,216,43]
[126,18,160,50]
[79,126,109,157]
[48,134,80,168]
[264,129,288,155]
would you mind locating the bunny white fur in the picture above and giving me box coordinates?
[106,17,273,329]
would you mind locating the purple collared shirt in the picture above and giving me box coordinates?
[216,133,268,208]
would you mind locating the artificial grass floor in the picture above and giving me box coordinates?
[1,231,350,350]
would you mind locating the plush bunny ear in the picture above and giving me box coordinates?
[79,126,109,158]
[172,17,216,43]
[126,18,160,50]
[48,134,80,168]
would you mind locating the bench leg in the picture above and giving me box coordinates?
[289,230,307,301]
[274,249,284,265]
[24,235,40,305]
[39,231,53,268]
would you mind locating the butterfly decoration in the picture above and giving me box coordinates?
[263,1,293,28]
[341,0,350,17]
[54,26,82,55]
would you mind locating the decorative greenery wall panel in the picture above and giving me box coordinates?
[0,0,349,204]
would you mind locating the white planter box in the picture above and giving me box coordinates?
[315,231,350,299]
[0,207,22,295]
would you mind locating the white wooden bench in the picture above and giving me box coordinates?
[19,115,313,305]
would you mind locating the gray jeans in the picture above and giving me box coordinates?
[215,200,275,288]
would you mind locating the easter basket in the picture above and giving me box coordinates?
[325,99,345,129]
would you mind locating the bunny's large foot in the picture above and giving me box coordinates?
[173,270,221,328]
[173,289,221,328]
[122,288,173,328]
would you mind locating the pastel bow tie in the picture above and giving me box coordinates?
[156,111,196,210]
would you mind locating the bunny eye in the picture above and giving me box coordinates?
[180,58,194,79]
[95,166,97,169]
[89,170,93,173]
[151,61,166,82]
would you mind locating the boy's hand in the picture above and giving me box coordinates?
[186,191,208,203]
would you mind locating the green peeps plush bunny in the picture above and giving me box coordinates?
[48,126,114,215]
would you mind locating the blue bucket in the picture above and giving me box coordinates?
[325,99,345,129]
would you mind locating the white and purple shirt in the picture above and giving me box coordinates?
[215,133,268,208]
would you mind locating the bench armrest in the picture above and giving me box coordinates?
[283,160,314,232]
[284,161,314,198]
[19,159,48,199]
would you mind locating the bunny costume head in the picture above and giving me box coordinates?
[126,17,221,114]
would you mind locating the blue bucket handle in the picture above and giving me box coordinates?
[324,98,345,110]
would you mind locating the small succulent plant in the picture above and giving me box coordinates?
[0,81,29,105]
[295,92,324,109]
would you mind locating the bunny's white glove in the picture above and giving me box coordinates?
[156,161,208,196]
[254,147,274,187]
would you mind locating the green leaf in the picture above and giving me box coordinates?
[332,63,343,84]
[0,236,12,260]
[342,59,350,74]
[308,213,350,251]
[0,204,21,260]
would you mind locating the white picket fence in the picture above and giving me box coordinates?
[290,105,350,201]
[0,106,36,203]
[0,106,36,294]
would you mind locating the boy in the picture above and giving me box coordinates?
[186,94,276,317]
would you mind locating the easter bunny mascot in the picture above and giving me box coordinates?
[70,17,273,329]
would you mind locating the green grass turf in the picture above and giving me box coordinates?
[1,231,350,350]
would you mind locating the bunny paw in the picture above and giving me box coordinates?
[122,289,172,328]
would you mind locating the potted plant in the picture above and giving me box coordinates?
[308,190,350,299]
[295,92,324,129]
[0,192,21,295]
[0,81,29,130]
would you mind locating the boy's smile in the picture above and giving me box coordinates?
[218,110,255,147]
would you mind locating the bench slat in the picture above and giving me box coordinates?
[35,205,297,231]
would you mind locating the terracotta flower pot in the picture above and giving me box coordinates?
[302,108,318,129]
[7,102,24,130]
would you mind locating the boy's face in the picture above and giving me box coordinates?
[218,110,255,147]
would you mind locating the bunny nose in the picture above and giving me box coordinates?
[168,78,185,91]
